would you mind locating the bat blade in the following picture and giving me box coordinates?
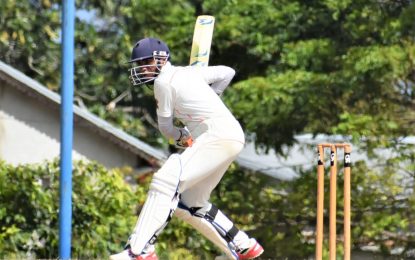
[189,15,215,67]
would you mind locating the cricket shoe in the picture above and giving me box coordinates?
[236,238,264,259]
[109,246,158,260]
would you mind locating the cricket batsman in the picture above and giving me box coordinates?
[110,37,264,260]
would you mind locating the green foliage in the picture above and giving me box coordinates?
[0,0,61,89]
[0,160,226,259]
[219,0,415,152]
[225,71,336,152]
[279,39,337,72]
[1,150,414,259]
[1,0,415,258]
[1,0,414,151]
[0,160,137,259]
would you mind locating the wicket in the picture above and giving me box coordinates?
[316,143,351,260]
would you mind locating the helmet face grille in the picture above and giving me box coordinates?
[129,65,157,86]
[128,55,169,86]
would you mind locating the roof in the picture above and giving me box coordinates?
[0,60,167,166]
[238,134,415,180]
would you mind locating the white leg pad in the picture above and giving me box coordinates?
[129,154,182,255]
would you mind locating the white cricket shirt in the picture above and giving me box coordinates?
[154,62,236,131]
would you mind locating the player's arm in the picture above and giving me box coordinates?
[198,66,235,95]
[154,83,192,148]
[154,81,177,138]
[157,115,180,140]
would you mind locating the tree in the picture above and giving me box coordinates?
[213,0,415,152]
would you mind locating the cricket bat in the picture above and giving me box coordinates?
[189,15,215,66]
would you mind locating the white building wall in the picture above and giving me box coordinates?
[0,110,70,164]
[0,82,137,168]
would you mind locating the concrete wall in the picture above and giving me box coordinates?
[0,81,137,168]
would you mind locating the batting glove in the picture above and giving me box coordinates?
[175,127,193,149]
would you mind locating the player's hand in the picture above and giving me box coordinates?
[175,128,193,149]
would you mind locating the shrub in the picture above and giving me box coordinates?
[0,160,138,259]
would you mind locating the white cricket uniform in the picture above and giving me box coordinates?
[124,62,251,259]
[154,62,245,207]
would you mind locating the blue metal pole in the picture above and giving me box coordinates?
[59,0,75,259]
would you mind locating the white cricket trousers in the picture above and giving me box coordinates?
[178,116,245,207]
[126,116,246,256]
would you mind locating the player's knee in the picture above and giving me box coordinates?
[227,141,244,158]
[177,201,212,219]
[174,206,192,221]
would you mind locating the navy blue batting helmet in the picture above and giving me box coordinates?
[128,37,170,63]
[128,38,170,85]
